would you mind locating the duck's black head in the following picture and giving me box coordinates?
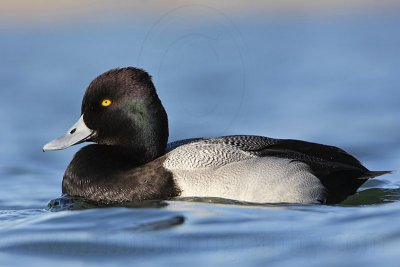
[44,67,169,163]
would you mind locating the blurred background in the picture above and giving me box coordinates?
[0,1,400,267]
[1,0,399,171]
[1,0,399,170]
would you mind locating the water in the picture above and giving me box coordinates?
[1,7,400,267]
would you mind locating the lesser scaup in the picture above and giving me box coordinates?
[43,67,390,204]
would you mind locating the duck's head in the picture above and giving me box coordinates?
[43,67,169,162]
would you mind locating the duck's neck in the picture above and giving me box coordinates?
[96,97,169,164]
[125,99,169,164]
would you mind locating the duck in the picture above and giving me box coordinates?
[43,67,390,204]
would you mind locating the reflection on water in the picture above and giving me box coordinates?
[343,187,400,205]
[47,196,169,211]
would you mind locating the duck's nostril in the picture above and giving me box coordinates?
[70,128,77,134]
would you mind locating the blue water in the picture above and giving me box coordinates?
[1,8,400,266]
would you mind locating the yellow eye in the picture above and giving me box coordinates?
[101,99,112,107]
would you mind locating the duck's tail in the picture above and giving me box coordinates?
[359,170,392,179]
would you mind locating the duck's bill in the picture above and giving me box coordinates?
[43,115,94,152]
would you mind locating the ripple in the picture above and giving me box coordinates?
[0,240,174,258]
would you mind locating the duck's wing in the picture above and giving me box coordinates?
[170,135,366,171]
[204,135,365,171]
[204,135,390,203]
[166,138,204,152]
